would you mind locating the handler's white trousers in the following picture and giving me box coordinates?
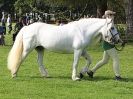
[91,48,120,77]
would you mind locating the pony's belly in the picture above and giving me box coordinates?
[46,46,74,54]
[40,37,74,53]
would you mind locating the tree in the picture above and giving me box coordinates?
[124,0,133,37]
[95,0,107,18]
[14,0,31,16]
[0,0,16,14]
[0,0,127,25]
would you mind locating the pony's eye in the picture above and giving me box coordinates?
[111,27,114,30]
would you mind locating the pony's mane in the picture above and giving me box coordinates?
[68,18,105,25]
[78,18,105,23]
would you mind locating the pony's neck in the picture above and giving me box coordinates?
[85,18,107,44]
[83,18,106,36]
[75,18,107,45]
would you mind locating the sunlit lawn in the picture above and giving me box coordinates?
[0,34,133,99]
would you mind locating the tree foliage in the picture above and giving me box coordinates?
[14,0,31,16]
[0,0,16,14]
[0,0,131,24]
[124,0,133,36]
[0,0,132,38]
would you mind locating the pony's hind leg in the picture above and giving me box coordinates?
[36,46,48,77]
[11,48,31,78]
[80,50,92,78]
[8,32,23,78]
[11,39,35,78]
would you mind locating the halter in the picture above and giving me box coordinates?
[110,28,126,51]
[109,29,119,44]
[106,19,118,44]
[105,19,125,51]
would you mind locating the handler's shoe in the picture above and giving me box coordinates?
[87,71,94,78]
[115,76,122,81]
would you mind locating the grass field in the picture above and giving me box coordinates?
[0,34,133,99]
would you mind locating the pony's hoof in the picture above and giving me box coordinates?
[40,69,49,78]
[11,73,17,78]
[42,74,50,78]
[72,77,81,81]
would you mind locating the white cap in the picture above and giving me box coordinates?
[104,10,116,16]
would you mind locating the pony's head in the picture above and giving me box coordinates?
[102,18,120,44]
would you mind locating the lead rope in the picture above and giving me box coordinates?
[114,41,126,51]
[115,27,128,51]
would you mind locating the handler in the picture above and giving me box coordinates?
[13,17,24,43]
[87,10,124,80]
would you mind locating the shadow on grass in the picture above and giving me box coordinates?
[81,76,112,82]
[119,77,133,82]
[7,75,133,82]
[15,75,70,80]
[82,75,133,82]
[5,44,12,46]
[54,76,71,80]
[28,75,133,82]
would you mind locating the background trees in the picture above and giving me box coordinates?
[0,0,125,21]
[0,0,132,37]
[0,0,16,15]
[124,0,133,37]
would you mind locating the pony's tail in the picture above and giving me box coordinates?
[7,31,23,74]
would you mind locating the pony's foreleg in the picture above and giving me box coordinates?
[80,50,92,78]
[72,49,82,81]
[36,47,48,77]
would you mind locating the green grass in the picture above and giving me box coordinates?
[0,35,133,99]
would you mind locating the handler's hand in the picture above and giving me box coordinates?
[121,41,126,47]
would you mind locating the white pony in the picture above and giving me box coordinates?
[7,18,120,81]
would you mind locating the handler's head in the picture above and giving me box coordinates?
[102,10,116,19]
